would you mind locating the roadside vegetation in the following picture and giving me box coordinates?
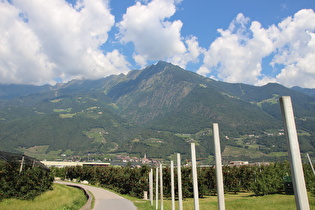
[0,151,86,209]
[0,184,86,210]
[54,162,315,198]
[0,153,54,201]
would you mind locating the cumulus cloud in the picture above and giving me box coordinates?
[272,9,315,88]
[169,36,205,68]
[0,0,130,85]
[198,9,315,88]
[117,0,203,68]
[198,13,275,84]
[0,1,55,84]
[2,0,314,88]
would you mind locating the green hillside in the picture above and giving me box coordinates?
[0,61,315,162]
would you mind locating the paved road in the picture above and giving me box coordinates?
[55,181,137,210]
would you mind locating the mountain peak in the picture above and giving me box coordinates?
[1,61,315,160]
[155,60,172,67]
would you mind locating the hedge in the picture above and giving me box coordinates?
[58,161,315,198]
[0,154,54,200]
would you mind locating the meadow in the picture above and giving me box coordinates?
[133,192,315,210]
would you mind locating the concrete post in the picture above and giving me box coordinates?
[160,163,164,210]
[171,160,175,210]
[280,96,310,210]
[191,143,200,210]
[156,167,159,210]
[149,168,153,205]
[19,155,24,175]
[307,153,315,176]
[177,153,183,210]
[213,123,225,210]
[143,191,148,200]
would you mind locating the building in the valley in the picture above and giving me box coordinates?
[41,161,110,168]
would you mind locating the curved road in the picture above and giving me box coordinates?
[55,181,137,210]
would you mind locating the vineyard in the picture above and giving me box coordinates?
[53,162,315,199]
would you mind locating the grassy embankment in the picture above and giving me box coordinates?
[131,192,315,210]
[0,184,87,210]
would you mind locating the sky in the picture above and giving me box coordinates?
[1,0,315,88]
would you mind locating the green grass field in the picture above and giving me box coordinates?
[134,192,315,210]
[1,183,315,210]
[0,184,87,210]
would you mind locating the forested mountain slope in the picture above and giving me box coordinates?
[1,61,315,161]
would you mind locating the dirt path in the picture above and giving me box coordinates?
[55,181,137,210]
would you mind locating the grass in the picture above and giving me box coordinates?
[256,94,279,107]
[83,128,107,143]
[53,108,72,113]
[3,182,314,210]
[84,184,315,210]
[59,113,76,118]
[0,184,87,210]
[16,145,63,160]
[223,145,264,159]
[135,192,315,210]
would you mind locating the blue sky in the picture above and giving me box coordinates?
[1,0,315,88]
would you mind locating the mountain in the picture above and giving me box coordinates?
[1,61,315,162]
[292,86,315,97]
[0,84,53,100]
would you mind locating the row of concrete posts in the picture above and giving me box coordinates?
[147,96,310,210]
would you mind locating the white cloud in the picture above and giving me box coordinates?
[117,0,202,68]
[117,0,185,59]
[133,53,148,68]
[0,1,55,84]
[198,13,275,84]
[168,36,204,68]
[198,9,315,88]
[0,0,130,85]
[272,9,315,88]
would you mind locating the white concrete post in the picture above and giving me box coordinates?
[19,155,24,175]
[143,191,148,200]
[177,153,183,210]
[307,153,315,176]
[160,164,164,210]
[191,143,200,210]
[149,168,154,205]
[156,167,159,210]
[171,160,175,210]
[280,96,310,210]
[213,123,225,210]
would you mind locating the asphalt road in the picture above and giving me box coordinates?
[55,181,137,210]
